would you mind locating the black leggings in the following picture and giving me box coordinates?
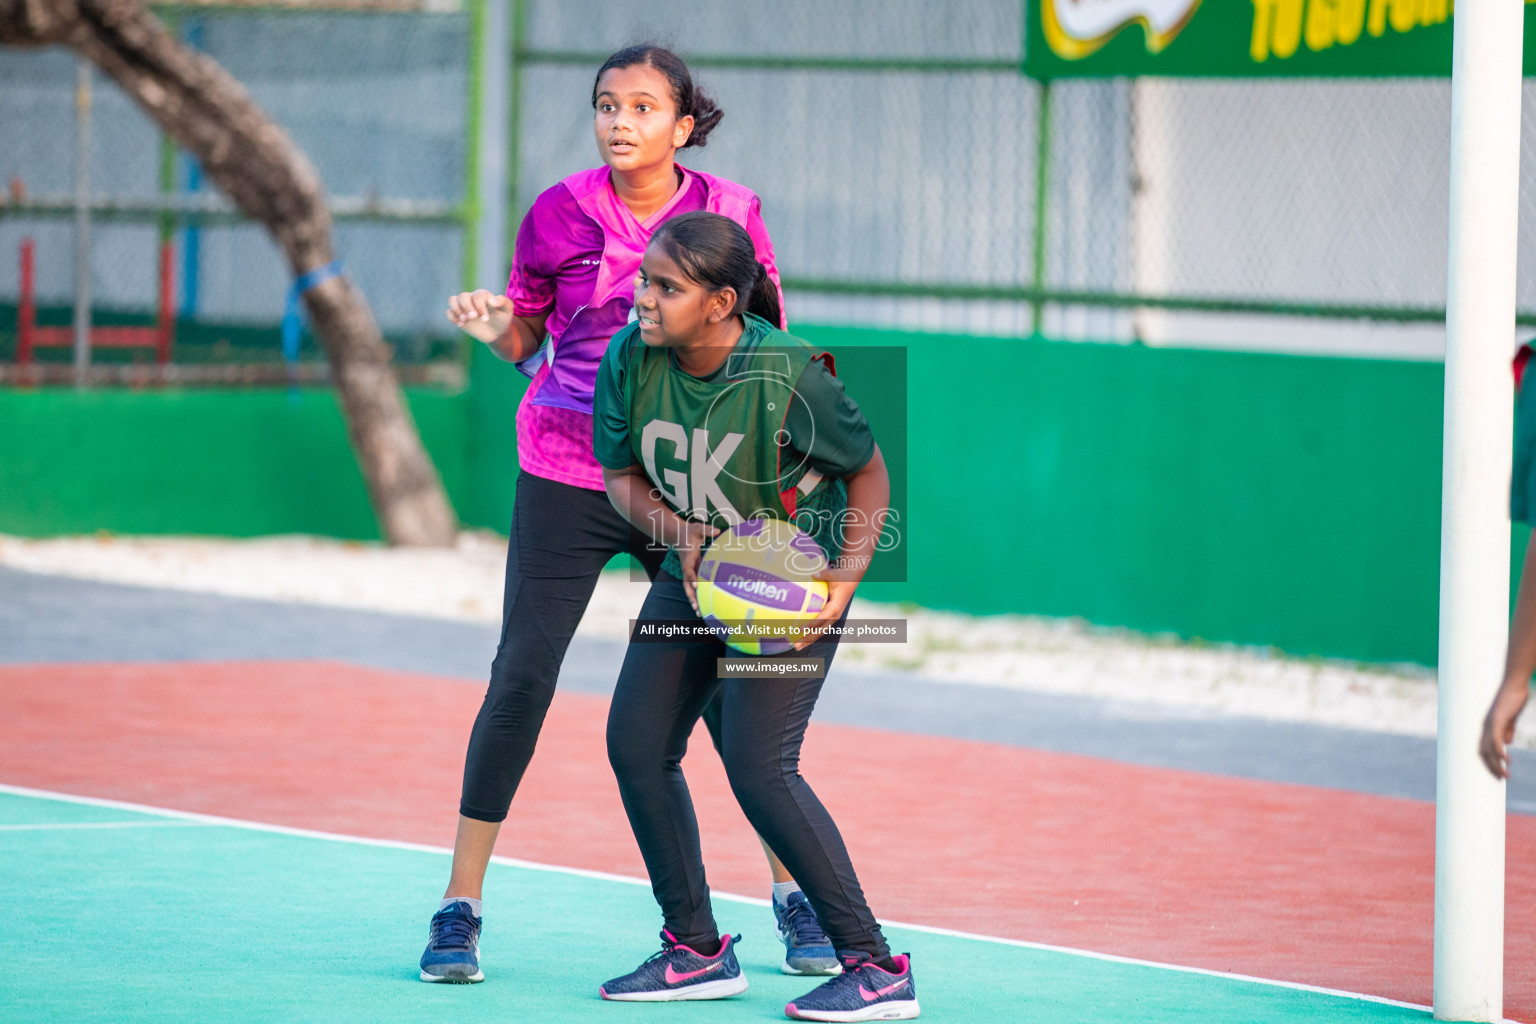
[606,572,890,961]
[459,471,670,821]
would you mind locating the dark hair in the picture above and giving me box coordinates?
[651,212,782,327]
[591,44,724,149]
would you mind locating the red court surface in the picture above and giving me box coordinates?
[3,659,1532,1017]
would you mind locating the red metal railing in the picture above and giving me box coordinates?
[15,237,174,366]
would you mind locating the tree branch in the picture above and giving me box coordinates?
[1,0,459,546]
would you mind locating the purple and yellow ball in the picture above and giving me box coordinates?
[696,518,828,656]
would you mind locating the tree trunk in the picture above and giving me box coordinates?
[1,0,459,546]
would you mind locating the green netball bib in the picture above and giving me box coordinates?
[616,314,847,563]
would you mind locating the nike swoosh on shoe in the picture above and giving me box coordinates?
[858,978,910,1001]
[665,961,723,985]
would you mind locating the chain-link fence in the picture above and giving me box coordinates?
[0,3,474,381]
[4,0,1534,379]
[515,0,1536,355]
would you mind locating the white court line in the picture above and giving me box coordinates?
[0,820,210,832]
[0,782,1469,1019]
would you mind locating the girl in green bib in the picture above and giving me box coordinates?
[591,212,919,1022]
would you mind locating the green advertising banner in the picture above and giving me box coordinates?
[1024,0,1536,78]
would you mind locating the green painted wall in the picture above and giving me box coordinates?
[0,329,1513,666]
[0,388,469,541]
[800,328,1450,665]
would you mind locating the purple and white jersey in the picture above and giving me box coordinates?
[506,165,785,491]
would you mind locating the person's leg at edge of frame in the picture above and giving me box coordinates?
[717,629,920,1022]
[420,473,649,984]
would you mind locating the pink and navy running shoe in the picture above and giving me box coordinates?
[599,930,748,1002]
[784,952,919,1022]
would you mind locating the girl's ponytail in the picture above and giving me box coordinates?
[746,260,783,327]
[685,91,724,149]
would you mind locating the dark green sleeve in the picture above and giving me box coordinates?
[783,357,875,479]
[1514,365,1536,525]
[592,328,638,470]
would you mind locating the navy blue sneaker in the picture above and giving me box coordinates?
[774,890,840,976]
[785,953,919,1021]
[599,930,748,1002]
[419,900,484,983]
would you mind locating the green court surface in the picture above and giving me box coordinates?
[0,789,1431,1024]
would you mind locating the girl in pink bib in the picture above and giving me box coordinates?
[497,157,782,490]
